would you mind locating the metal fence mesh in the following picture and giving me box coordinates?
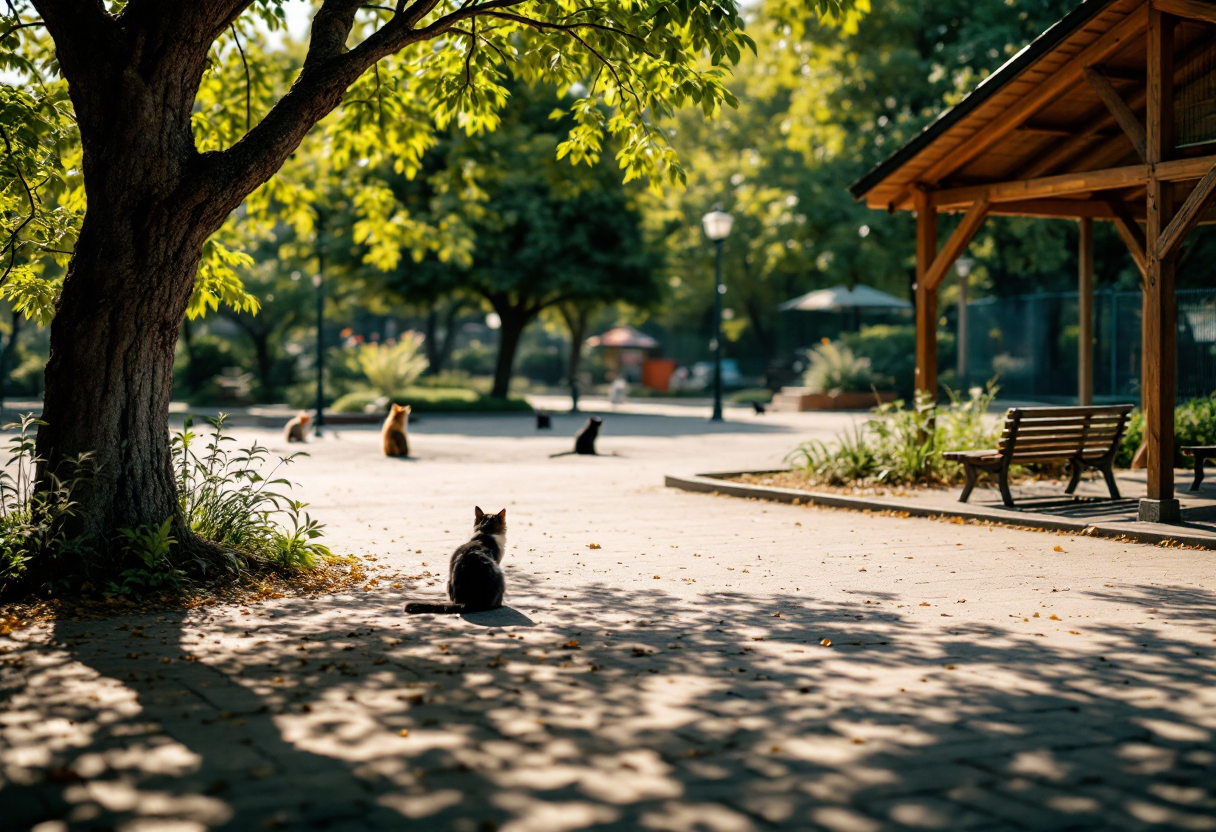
[958,289,1216,403]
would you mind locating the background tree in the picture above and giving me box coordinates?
[0,0,760,571]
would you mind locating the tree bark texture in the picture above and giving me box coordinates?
[488,302,532,399]
[26,0,509,555]
[29,0,369,551]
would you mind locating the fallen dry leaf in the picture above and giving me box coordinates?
[399,729,410,738]
[587,543,601,550]
[1054,545,1064,552]
[919,602,930,607]
[820,638,832,647]
[562,640,580,649]
[1050,614,1061,621]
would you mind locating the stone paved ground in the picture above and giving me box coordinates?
[2,403,1215,832]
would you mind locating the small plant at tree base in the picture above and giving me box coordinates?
[174,415,329,576]
[802,341,881,394]
[0,415,97,597]
[108,519,186,599]
[356,333,429,402]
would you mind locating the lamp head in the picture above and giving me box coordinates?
[955,257,975,278]
[702,210,733,241]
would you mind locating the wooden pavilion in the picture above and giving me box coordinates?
[849,0,1216,523]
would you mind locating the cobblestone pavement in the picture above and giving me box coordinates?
[2,406,1215,832]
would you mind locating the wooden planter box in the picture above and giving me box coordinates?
[772,387,897,412]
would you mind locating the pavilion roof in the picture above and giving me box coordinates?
[849,0,1216,222]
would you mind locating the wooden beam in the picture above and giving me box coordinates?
[1142,5,1178,516]
[1078,217,1094,406]
[914,190,939,401]
[1156,160,1216,259]
[915,5,1149,187]
[1153,0,1216,25]
[922,198,990,291]
[1022,132,1113,180]
[931,154,1216,208]
[1083,66,1147,161]
[1107,200,1149,280]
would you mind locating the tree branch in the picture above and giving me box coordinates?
[230,23,251,134]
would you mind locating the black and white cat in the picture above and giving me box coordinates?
[404,507,507,615]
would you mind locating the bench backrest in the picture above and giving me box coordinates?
[998,405,1134,460]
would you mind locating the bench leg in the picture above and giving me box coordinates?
[998,465,1015,507]
[1191,456,1206,492]
[959,464,978,503]
[1065,459,1082,495]
[1100,462,1121,500]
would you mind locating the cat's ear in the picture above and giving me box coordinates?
[403,405,411,414]
[496,508,506,522]
[474,506,484,520]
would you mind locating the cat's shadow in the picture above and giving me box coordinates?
[461,606,535,627]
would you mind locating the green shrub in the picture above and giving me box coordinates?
[0,415,98,596]
[840,325,955,397]
[1119,394,1216,467]
[174,415,329,573]
[357,333,429,398]
[108,519,186,598]
[786,385,1000,487]
[802,341,880,394]
[331,386,530,414]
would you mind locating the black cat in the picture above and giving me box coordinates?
[550,417,602,457]
[404,507,507,615]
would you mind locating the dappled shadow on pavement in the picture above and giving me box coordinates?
[3,577,1216,831]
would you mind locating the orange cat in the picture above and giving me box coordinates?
[284,411,311,443]
[382,403,410,456]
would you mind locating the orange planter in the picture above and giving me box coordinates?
[641,358,677,392]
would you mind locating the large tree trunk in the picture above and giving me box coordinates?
[489,305,531,399]
[38,209,203,551]
[31,21,217,559]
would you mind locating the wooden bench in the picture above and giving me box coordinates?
[1181,446,1216,491]
[943,404,1133,507]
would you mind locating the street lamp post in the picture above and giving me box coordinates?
[702,210,733,422]
[955,257,974,385]
[313,267,325,438]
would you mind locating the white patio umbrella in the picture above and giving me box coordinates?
[779,284,912,312]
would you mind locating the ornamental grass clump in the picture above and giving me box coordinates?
[357,332,429,401]
[802,341,880,394]
[786,385,1001,487]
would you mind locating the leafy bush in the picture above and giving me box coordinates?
[357,333,429,399]
[331,387,531,414]
[801,341,880,394]
[108,519,186,598]
[174,415,329,573]
[786,386,1000,487]
[1120,394,1216,467]
[840,325,955,397]
[0,415,97,595]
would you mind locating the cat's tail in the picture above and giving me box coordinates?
[404,601,467,615]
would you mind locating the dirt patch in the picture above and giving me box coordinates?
[726,471,947,498]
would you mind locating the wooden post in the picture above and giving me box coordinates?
[1141,6,1179,523]
[914,189,938,404]
[1078,217,1094,405]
